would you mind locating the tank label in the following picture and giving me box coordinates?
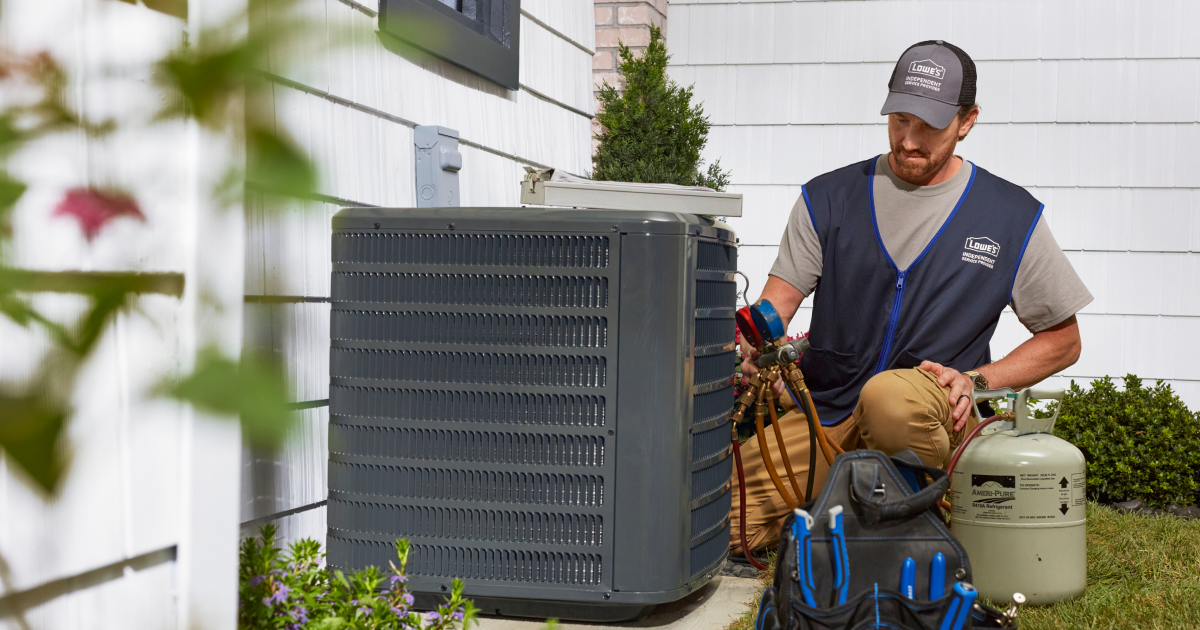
[950,469,1085,524]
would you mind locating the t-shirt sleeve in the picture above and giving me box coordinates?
[1010,216,1093,332]
[768,192,823,296]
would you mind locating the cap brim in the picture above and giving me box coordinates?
[880,92,959,130]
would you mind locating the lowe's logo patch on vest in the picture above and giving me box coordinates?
[965,237,1000,256]
[908,59,945,79]
[962,237,1000,269]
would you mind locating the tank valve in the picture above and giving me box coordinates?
[1001,593,1025,627]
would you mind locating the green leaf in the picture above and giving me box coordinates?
[156,39,262,127]
[0,394,66,493]
[0,171,28,217]
[163,347,295,448]
[246,126,317,198]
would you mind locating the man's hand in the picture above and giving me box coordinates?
[739,333,760,382]
[739,335,787,399]
[918,360,975,431]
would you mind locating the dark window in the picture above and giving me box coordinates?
[380,0,521,90]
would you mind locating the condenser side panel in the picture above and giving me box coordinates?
[611,233,692,594]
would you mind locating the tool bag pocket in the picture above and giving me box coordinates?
[755,450,1014,630]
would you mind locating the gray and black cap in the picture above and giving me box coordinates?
[881,40,976,129]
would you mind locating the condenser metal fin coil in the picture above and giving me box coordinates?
[328,208,737,621]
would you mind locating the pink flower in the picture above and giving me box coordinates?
[53,187,144,241]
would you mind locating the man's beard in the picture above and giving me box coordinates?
[890,138,956,182]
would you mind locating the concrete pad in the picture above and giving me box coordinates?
[475,577,762,630]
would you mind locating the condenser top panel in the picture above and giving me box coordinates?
[333,207,736,241]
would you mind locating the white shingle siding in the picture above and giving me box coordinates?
[671,0,1200,408]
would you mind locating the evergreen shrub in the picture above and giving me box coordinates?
[1041,375,1200,508]
[592,24,730,190]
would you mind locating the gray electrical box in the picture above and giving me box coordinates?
[327,207,737,621]
[414,126,462,207]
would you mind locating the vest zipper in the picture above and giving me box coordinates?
[873,271,907,374]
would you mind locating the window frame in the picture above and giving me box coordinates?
[379,0,521,90]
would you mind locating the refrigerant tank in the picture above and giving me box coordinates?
[948,387,1086,605]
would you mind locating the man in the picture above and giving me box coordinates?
[731,40,1092,554]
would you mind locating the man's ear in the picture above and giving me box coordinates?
[958,106,980,140]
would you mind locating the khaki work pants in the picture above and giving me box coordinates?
[729,368,978,554]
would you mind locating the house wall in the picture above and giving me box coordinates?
[241,0,598,547]
[667,0,1200,408]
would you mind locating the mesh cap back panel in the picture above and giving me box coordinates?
[328,227,620,595]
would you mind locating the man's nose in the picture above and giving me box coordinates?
[899,130,922,152]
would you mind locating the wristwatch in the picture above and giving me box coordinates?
[963,370,988,390]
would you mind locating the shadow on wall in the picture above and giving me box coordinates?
[376,31,515,102]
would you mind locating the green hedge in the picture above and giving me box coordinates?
[1042,375,1200,508]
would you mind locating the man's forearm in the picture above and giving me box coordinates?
[758,276,807,330]
[976,315,1082,391]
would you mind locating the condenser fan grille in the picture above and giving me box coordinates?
[329,230,616,589]
[688,242,736,579]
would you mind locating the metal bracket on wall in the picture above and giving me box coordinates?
[415,125,462,207]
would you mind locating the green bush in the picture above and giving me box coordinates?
[238,525,478,630]
[592,24,730,190]
[1041,375,1200,508]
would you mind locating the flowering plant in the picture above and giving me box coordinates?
[239,525,478,630]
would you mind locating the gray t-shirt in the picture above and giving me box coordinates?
[770,155,1093,333]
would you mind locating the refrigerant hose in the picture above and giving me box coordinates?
[755,385,800,510]
[768,392,806,505]
[945,414,1005,478]
[785,385,842,464]
[732,435,768,570]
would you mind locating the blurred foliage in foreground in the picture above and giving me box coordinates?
[0,0,330,494]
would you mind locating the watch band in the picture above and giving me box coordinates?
[963,370,988,390]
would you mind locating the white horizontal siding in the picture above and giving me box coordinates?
[673,0,1200,408]
[263,0,593,178]
[522,0,596,53]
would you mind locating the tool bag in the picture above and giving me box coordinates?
[754,450,1014,630]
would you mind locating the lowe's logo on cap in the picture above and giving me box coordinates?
[965,236,1000,257]
[908,59,945,79]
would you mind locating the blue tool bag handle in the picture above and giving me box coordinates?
[849,459,951,526]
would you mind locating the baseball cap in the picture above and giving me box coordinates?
[881,40,977,130]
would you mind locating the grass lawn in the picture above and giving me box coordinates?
[726,503,1200,630]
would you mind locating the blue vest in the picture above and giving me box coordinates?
[799,157,1044,425]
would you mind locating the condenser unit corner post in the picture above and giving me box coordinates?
[327,207,737,621]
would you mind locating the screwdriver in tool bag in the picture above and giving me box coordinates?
[939,582,978,630]
[900,557,916,599]
[929,553,946,599]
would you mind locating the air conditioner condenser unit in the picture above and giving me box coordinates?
[327,207,738,621]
